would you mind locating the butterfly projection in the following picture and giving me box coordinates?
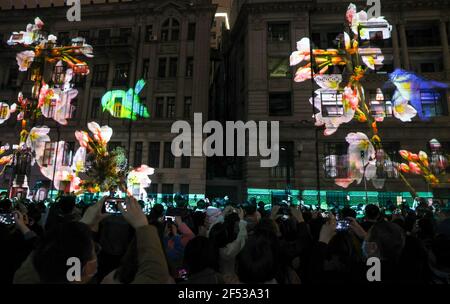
[101,79,150,120]
[389,69,448,120]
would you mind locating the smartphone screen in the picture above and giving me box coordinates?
[165,216,176,222]
[0,213,15,225]
[336,220,350,232]
[104,199,126,214]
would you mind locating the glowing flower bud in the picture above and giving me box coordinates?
[399,150,410,161]
[409,162,422,175]
[410,153,419,162]
[399,163,410,173]
[419,151,429,167]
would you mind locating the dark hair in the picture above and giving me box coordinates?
[149,204,164,221]
[209,223,229,249]
[0,199,12,212]
[33,222,94,283]
[341,207,357,219]
[368,222,405,262]
[191,211,206,235]
[242,201,257,216]
[196,199,207,210]
[275,216,298,242]
[236,235,278,283]
[58,196,76,215]
[184,236,218,274]
[365,204,380,221]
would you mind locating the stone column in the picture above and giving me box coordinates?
[391,24,401,69]
[439,19,450,76]
[399,23,410,70]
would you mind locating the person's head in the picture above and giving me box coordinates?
[327,231,360,267]
[174,193,188,208]
[254,218,279,238]
[364,222,405,262]
[258,201,265,210]
[184,236,218,274]
[191,211,207,235]
[242,200,257,216]
[0,199,12,213]
[430,236,450,272]
[58,196,76,215]
[236,235,279,283]
[208,222,229,249]
[196,199,207,210]
[33,222,97,283]
[340,207,357,219]
[148,204,164,222]
[365,204,380,222]
[275,216,298,242]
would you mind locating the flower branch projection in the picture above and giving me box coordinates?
[72,122,154,197]
[0,17,94,194]
[1,17,93,129]
[290,3,448,194]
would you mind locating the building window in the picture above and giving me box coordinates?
[98,29,111,44]
[269,92,292,116]
[133,142,143,167]
[180,184,189,195]
[113,63,130,86]
[145,25,154,42]
[113,99,122,117]
[158,57,178,78]
[73,73,86,87]
[57,32,70,45]
[162,184,174,203]
[186,57,194,77]
[155,97,164,118]
[67,98,77,119]
[163,142,175,168]
[169,57,178,78]
[320,90,344,117]
[166,97,176,119]
[324,143,349,179]
[43,142,56,166]
[148,142,161,168]
[181,155,190,169]
[268,22,290,42]
[161,18,180,42]
[0,104,9,119]
[149,183,158,197]
[420,63,436,73]
[62,142,75,166]
[420,90,447,117]
[91,98,100,119]
[406,24,441,47]
[92,64,108,87]
[78,30,90,42]
[270,142,294,178]
[268,57,290,78]
[142,59,150,79]
[184,97,192,119]
[188,23,196,41]
[52,64,65,85]
[369,89,393,119]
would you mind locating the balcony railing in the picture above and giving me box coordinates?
[90,36,134,47]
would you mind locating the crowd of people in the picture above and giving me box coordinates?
[0,192,449,284]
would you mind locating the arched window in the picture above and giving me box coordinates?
[161,18,180,42]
